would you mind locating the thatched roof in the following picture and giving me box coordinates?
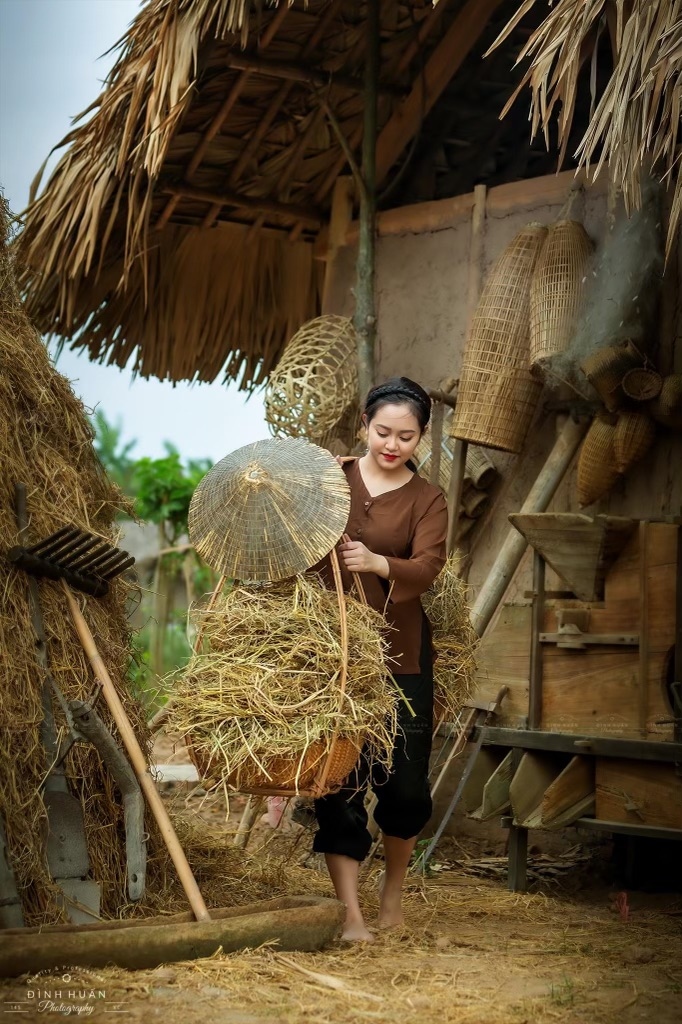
[489,0,682,257]
[19,0,537,389]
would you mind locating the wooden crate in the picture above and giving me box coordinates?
[595,759,682,829]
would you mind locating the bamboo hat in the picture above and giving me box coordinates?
[188,437,351,581]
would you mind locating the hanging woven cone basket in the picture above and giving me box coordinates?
[613,411,656,474]
[577,415,620,507]
[647,374,682,430]
[452,223,547,453]
[621,366,663,402]
[530,219,593,371]
[265,315,359,445]
[580,341,643,412]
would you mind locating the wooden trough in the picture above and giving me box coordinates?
[0,896,345,977]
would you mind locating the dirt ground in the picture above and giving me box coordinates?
[3,733,680,1024]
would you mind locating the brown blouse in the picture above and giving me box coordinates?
[317,459,448,675]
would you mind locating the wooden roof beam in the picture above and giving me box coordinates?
[225,52,405,98]
[154,3,290,231]
[375,0,505,187]
[161,184,322,227]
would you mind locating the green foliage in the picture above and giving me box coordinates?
[132,452,210,543]
[91,410,138,493]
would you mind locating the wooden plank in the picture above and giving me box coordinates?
[472,604,531,727]
[510,751,566,825]
[639,522,650,734]
[375,0,504,186]
[546,793,595,830]
[460,747,506,815]
[482,727,682,761]
[596,758,682,829]
[541,756,594,825]
[485,167,608,216]
[345,193,474,243]
[479,749,514,820]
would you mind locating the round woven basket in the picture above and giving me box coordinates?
[577,415,620,506]
[265,315,359,444]
[621,367,662,402]
[185,551,365,798]
[452,224,546,452]
[530,219,593,370]
[613,411,656,474]
[580,341,642,412]
[647,374,682,430]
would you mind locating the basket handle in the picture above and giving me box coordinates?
[342,532,368,606]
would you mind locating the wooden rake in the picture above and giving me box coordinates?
[9,514,211,922]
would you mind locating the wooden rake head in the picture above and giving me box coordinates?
[8,526,135,597]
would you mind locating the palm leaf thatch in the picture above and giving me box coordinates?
[489,0,682,256]
[18,0,490,389]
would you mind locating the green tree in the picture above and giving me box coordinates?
[91,410,138,493]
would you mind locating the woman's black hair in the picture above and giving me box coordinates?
[363,377,431,433]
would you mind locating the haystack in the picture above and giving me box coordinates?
[422,557,478,721]
[0,200,167,924]
[171,575,398,793]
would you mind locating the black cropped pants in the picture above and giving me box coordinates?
[313,620,433,862]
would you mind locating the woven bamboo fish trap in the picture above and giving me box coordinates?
[265,315,359,445]
[184,555,373,798]
[580,341,643,412]
[577,415,620,506]
[452,224,547,452]
[613,411,656,474]
[530,220,593,370]
[648,374,682,430]
[622,367,662,402]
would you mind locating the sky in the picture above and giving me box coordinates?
[0,0,270,463]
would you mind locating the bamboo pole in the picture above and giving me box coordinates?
[469,416,590,637]
[353,0,379,401]
[62,582,211,922]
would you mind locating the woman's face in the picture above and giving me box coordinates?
[364,402,423,471]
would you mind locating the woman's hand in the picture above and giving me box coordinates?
[338,540,389,578]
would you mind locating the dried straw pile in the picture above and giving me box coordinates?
[423,558,478,721]
[0,199,167,924]
[170,575,398,790]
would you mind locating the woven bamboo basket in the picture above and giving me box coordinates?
[647,374,682,430]
[576,415,620,506]
[621,367,663,402]
[580,341,643,412]
[530,219,593,370]
[186,551,365,798]
[265,315,359,444]
[452,224,547,452]
[613,411,656,474]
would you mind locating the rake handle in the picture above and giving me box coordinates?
[61,580,211,923]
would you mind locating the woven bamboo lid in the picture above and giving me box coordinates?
[188,438,351,581]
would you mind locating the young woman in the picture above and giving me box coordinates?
[314,377,448,941]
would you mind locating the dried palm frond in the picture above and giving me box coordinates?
[422,557,479,722]
[170,575,398,791]
[488,0,682,256]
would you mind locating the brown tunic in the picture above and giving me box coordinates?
[317,459,447,674]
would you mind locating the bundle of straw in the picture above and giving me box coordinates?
[422,557,478,722]
[171,576,398,793]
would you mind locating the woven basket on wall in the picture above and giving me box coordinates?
[580,341,643,412]
[530,219,593,370]
[452,224,547,452]
[647,374,682,430]
[622,367,662,402]
[577,415,620,506]
[265,315,359,444]
[613,411,656,474]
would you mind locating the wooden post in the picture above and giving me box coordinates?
[353,0,379,400]
[638,521,649,736]
[447,184,486,555]
[470,416,590,637]
[322,176,354,314]
[430,401,444,488]
[528,550,546,730]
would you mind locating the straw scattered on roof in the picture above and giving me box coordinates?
[489,0,682,257]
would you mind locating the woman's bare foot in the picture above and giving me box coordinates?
[377,875,405,929]
[341,914,375,942]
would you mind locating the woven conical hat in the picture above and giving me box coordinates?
[188,437,350,581]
